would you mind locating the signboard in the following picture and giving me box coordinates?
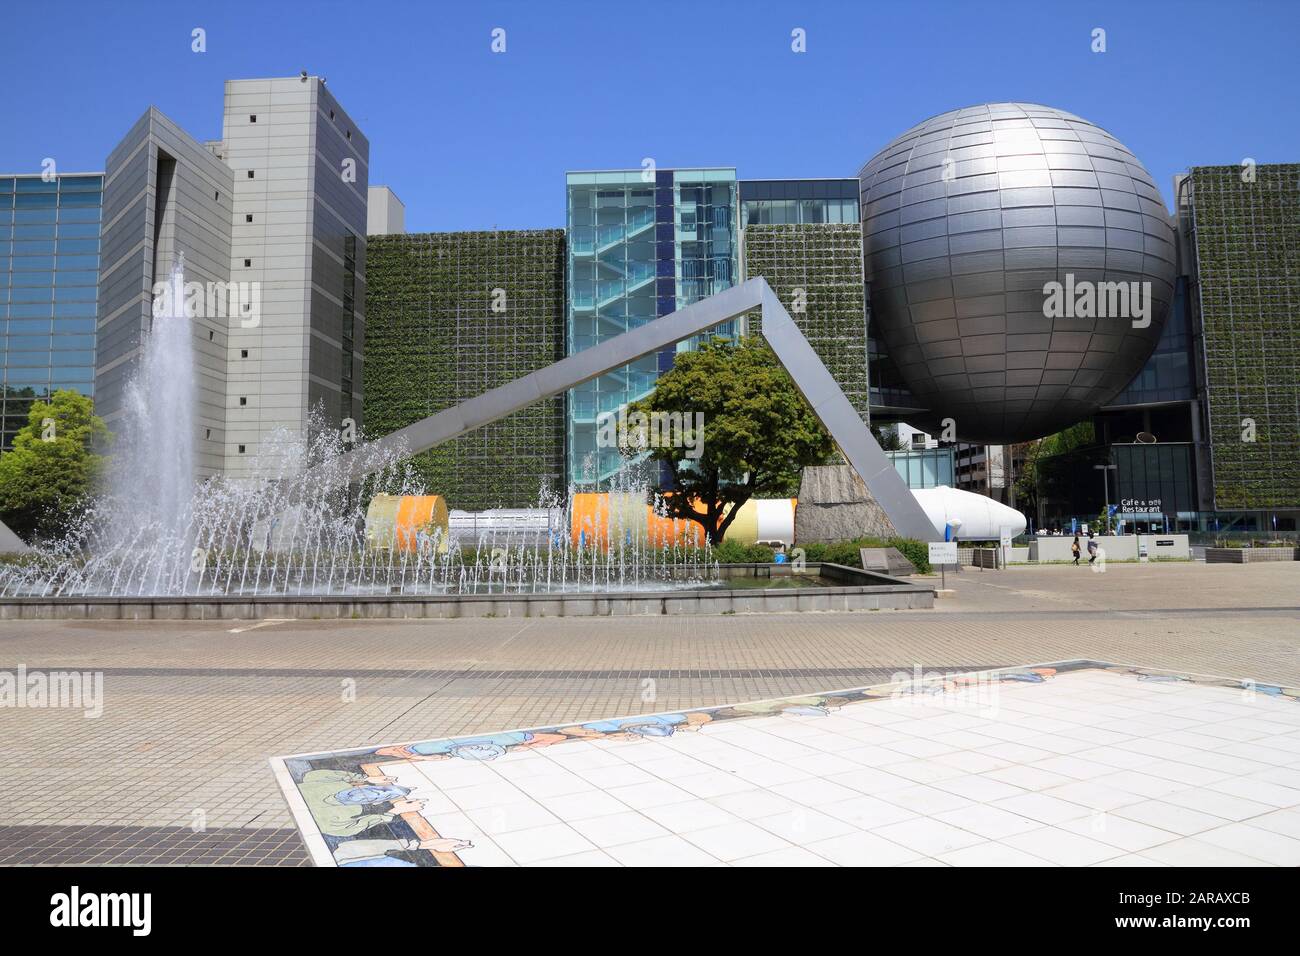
[1122,497,1162,512]
[987,445,1007,489]
[928,541,958,566]
[999,529,1013,549]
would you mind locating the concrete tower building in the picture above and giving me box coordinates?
[220,77,368,477]
[94,76,368,479]
[96,108,234,476]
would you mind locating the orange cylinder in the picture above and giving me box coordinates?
[365,494,450,553]
[570,492,706,549]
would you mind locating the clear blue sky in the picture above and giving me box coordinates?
[3,0,1296,231]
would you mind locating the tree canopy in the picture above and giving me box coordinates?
[0,390,109,542]
[1014,421,1100,524]
[625,336,834,543]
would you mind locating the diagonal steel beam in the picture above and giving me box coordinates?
[314,277,940,541]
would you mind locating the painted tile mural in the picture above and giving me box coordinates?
[271,661,1300,867]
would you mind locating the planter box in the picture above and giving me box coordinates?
[1204,547,1299,564]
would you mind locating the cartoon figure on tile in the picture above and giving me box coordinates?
[374,729,570,762]
[563,712,713,739]
[334,836,472,867]
[995,667,1057,684]
[716,695,852,719]
[299,768,427,837]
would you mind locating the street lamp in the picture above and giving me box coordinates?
[1093,463,1117,535]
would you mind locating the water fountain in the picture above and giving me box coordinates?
[0,261,934,617]
[0,259,724,601]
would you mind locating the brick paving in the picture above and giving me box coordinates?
[0,561,1296,864]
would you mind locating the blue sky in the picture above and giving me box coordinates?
[2,0,1296,231]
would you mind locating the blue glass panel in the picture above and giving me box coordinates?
[15,179,57,193]
[57,176,103,191]
[15,193,58,209]
[52,317,96,331]
[57,207,100,223]
[54,222,98,238]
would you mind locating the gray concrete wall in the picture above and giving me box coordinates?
[95,107,233,477]
[0,585,933,621]
[0,564,933,620]
[1028,534,1190,561]
[367,186,404,235]
[221,77,369,475]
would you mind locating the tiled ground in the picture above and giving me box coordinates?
[0,826,308,866]
[1,562,1297,864]
[274,664,1300,867]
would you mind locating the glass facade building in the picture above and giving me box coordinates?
[886,446,956,489]
[1111,442,1197,523]
[740,179,858,225]
[0,173,103,451]
[1108,276,1196,407]
[566,169,737,485]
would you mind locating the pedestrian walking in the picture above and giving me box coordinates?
[1071,535,1081,565]
[1087,537,1099,565]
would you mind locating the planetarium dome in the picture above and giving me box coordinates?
[858,103,1176,443]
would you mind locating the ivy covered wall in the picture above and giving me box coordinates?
[1189,165,1300,509]
[741,223,871,422]
[363,230,566,509]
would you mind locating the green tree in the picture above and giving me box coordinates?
[872,424,905,451]
[0,390,109,541]
[627,337,834,544]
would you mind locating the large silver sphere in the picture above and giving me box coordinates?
[859,103,1176,443]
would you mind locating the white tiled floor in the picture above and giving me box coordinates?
[294,667,1300,866]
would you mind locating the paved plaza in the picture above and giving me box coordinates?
[1,561,1297,865]
[274,663,1300,867]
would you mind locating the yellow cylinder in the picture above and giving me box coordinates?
[365,494,449,553]
[571,492,708,548]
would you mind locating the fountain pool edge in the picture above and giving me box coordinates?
[0,564,935,620]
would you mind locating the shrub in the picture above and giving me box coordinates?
[794,536,931,574]
[711,539,776,564]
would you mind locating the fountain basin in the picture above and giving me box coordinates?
[0,563,934,620]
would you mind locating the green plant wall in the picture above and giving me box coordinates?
[1190,165,1300,509]
[741,223,871,421]
[364,230,566,509]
